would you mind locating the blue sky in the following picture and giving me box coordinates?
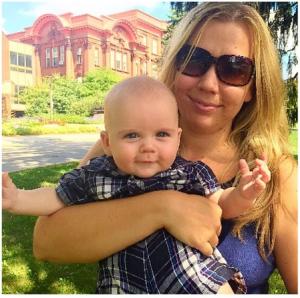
[1,0,172,34]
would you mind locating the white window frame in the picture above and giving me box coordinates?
[122,53,128,72]
[116,51,122,70]
[76,47,82,65]
[52,47,58,67]
[152,38,158,55]
[110,49,115,69]
[46,48,51,68]
[59,45,64,65]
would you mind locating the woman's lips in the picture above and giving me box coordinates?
[189,97,221,112]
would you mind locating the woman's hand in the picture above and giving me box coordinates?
[161,191,222,256]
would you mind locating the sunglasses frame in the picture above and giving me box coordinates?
[176,44,255,87]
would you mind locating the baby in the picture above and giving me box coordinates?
[3,76,270,294]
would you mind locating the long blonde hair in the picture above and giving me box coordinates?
[160,2,294,259]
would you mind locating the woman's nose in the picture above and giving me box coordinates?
[197,65,219,93]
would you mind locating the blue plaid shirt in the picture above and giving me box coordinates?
[56,156,246,294]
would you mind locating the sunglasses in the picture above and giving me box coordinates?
[176,44,255,87]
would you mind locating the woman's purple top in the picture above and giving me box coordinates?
[218,181,275,294]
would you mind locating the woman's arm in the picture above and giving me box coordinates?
[33,190,222,263]
[79,138,104,167]
[274,158,298,293]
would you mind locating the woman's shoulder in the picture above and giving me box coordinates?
[277,155,297,216]
[278,155,297,182]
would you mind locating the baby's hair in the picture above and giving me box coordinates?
[104,76,178,130]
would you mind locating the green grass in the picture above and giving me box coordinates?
[2,162,97,294]
[289,129,298,157]
[3,131,298,294]
[2,115,104,136]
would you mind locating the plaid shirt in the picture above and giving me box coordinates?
[56,156,246,294]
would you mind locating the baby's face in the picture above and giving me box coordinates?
[106,94,181,178]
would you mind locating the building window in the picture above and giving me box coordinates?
[18,54,25,67]
[152,63,158,78]
[135,62,139,75]
[116,51,122,70]
[59,45,64,65]
[46,48,51,67]
[13,85,26,104]
[94,47,99,66]
[140,34,147,46]
[152,39,158,55]
[110,50,115,69]
[140,59,147,75]
[10,51,17,65]
[25,55,32,68]
[77,47,82,64]
[14,85,25,96]
[52,47,58,67]
[122,53,128,72]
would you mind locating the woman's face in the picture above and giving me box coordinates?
[174,20,253,135]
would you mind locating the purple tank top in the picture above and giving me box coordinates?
[218,220,275,293]
[218,180,275,293]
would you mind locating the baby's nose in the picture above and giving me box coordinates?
[139,139,156,153]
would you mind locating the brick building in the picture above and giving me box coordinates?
[3,9,167,117]
[7,9,167,79]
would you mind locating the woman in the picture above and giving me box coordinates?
[33,3,297,294]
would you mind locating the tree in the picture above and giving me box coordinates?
[166,2,298,126]
[19,69,122,117]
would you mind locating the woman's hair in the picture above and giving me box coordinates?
[160,2,294,259]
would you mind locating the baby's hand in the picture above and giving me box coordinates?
[238,157,271,201]
[2,172,19,212]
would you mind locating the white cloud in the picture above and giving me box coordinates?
[18,0,164,18]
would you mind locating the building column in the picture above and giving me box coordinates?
[65,37,74,79]
[146,54,151,76]
[34,46,42,84]
[83,41,92,76]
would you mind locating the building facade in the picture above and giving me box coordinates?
[3,10,167,117]
[6,9,167,80]
[2,33,37,117]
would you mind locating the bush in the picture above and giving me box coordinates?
[18,69,122,118]
[69,96,103,116]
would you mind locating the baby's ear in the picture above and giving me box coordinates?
[178,127,182,139]
[100,131,112,155]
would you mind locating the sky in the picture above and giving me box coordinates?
[1,0,172,34]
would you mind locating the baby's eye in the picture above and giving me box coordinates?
[124,132,139,139]
[156,131,170,138]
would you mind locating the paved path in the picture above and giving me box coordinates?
[2,133,101,172]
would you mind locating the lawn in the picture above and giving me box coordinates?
[2,162,97,294]
[3,131,297,294]
[2,115,104,136]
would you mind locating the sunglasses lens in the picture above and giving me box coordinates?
[177,47,211,77]
[181,59,210,77]
[217,56,254,86]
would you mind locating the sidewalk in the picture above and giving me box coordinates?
[2,133,100,172]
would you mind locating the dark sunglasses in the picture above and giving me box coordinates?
[176,44,255,87]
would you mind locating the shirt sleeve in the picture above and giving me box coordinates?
[55,156,144,206]
[192,161,221,196]
[55,156,115,206]
[168,156,221,196]
[55,167,94,206]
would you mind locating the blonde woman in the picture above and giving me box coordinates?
[33,3,297,293]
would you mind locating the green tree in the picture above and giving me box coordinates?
[20,82,50,116]
[19,69,122,117]
[166,2,298,126]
